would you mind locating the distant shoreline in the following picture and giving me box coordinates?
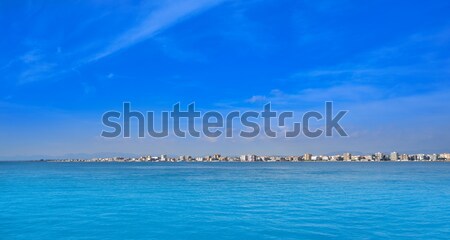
[2,160,449,163]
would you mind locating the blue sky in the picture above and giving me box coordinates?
[1,0,450,159]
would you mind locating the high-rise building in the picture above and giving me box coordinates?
[303,153,312,161]
[390,152,398,161]
[374,152,384,161]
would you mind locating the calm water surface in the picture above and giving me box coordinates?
[1,162,450,239]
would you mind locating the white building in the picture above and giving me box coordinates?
[390,152,398,161]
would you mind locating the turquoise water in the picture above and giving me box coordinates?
[1,162,450,239]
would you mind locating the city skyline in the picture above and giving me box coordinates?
[38,151,450,162]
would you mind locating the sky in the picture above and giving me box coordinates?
[1,0,450,160]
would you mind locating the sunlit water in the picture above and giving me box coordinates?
[1,162,450,239]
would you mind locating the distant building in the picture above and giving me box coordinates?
[330,155,340,161]
[390,152,398,161]
[374,152,384,161]
[417,154,425,161]
[178,155,191,161]
[343,153,352,161]
[430,154,438,161]
[303,153,312,161]
[441,153,450,161]
[240,154,256,162]
[400,154,409,161]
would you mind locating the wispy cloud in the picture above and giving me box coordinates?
[86,0,225,63]
[246,95,267,103]
[6,0,225,84]
[287,28,450,84]
[246,84,379,105]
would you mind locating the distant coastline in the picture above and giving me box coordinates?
[32,152,450,163]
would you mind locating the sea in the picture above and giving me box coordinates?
[1,162,450,239]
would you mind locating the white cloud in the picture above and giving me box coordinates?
[87,0,225,63]
[246,95,267,103]
[246,84,378,106]
[8,0,226,85]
